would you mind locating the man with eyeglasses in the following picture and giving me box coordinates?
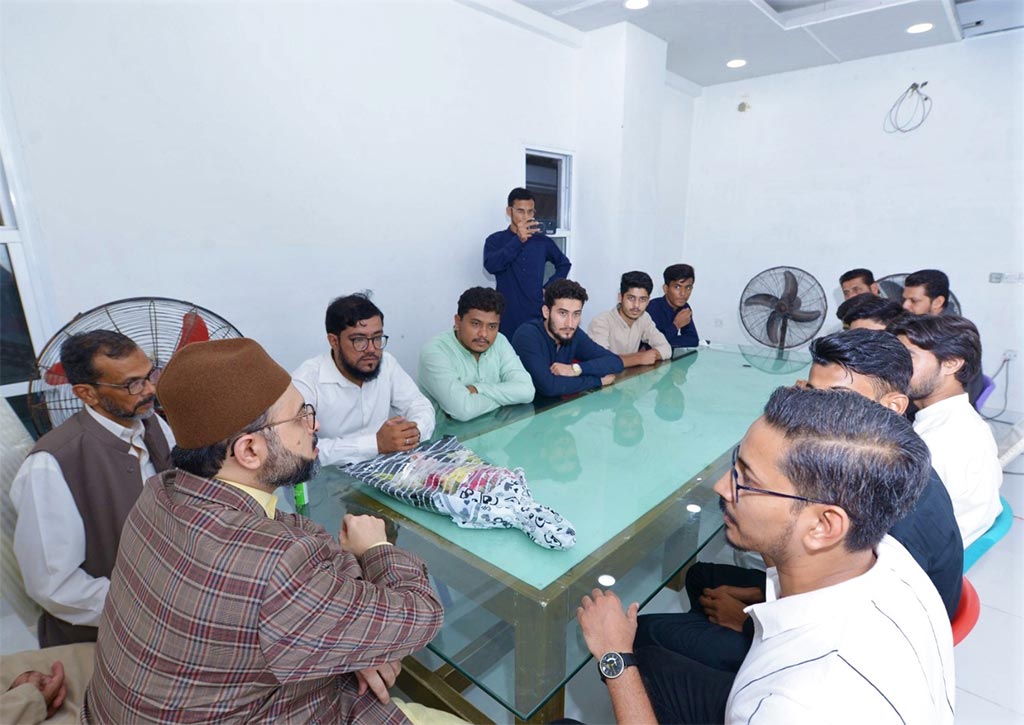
[10,330,174,646]
[292,294,435,466]
[83,338,454,724]
[574,386,954,724]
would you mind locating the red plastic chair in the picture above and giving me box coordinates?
[952,576,980,646]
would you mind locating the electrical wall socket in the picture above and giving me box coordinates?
[1004,349,1018,361]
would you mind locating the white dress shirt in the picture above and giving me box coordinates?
[291,351,435,466]
[914,393,1003,547]
[727,536,955,724]
[9,406,175,627]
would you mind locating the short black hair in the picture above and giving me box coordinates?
[663,264,695,285]
[507,187,534,207]
[325,294,384,336]
[888,315,981,386]
[457,287,505,317]
[809,329,912,397]
[839,268,875,286]
[60,330,140,385]
[763,386,930,552]
[620,271,654,295]
[544,279,588,309]
[171,409,273,478]
[905,269,950,310]
[836,293,904,326]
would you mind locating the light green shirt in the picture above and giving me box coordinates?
[417,330,535,422]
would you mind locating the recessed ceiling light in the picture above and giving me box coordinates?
[623,0,649,9]
[598,574,616,587]
[906,22,934,34]
[726,59,747,69]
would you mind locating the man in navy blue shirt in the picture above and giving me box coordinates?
[512,279,623,399]
[647,264,699,348]
[484,187,571,338]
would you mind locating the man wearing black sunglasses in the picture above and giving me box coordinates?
[10,330,175,646]
[292,294,435,465]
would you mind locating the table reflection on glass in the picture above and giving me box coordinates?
[302,345,809,722]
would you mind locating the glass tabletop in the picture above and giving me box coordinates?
[302,345,809,720]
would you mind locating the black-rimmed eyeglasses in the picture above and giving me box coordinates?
[348,335,389,352]
[730,445,832,506]
[90,366,162,396]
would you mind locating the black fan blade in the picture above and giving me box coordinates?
[878,280,903,300]
[744,293,778,308]
[787,309,822,323]
[766,311,784,345]
[781,270,799,304]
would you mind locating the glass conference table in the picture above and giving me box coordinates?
[301,345,809,722]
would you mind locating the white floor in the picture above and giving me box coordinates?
[3,423,1022,724]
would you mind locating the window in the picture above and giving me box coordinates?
[0,142,46,435]
[525,148,573,277]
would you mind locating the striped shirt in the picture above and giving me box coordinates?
[726,536,954,724]
[82,469,443,724]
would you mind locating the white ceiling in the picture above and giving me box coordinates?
[513,0,1023,85]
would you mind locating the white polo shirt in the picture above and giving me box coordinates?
[726,536,954,724]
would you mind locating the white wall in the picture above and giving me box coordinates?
[1,0,693,374]
[683,31,1024,410]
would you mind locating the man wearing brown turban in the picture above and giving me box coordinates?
[82,339,454,724]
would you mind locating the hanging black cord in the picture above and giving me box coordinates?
[884,81,932,133]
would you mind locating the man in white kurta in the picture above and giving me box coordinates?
[292,294,434,466]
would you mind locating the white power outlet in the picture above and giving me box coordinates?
[1004,349,1018,361]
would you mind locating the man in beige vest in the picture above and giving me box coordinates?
[10,330,173,646]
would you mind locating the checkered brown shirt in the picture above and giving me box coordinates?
[82,469,443,723]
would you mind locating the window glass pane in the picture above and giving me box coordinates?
[1,244,37,384]
[525,155,560,226]
[5,393,42,441]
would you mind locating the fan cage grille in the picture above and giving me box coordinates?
[27,297,243,436]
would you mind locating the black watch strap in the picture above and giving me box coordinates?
[599,652,638,682]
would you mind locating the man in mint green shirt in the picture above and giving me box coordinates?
[418,288,535,421]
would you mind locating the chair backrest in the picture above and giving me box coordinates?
[952,576,980,646]
[974,374,996,412]
[963,496,1014,572]
[0,398,42,629]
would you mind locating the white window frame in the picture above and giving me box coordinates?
[1,126,51,400]
[525,146,574,260]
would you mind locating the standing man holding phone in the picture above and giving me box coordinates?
[484,187,571,338]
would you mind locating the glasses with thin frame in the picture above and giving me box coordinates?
[228,403,317,456]
[730,445,832,506]
[90,366,162,396]
[348,335,389,352]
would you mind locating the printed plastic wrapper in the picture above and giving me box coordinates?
[342,435,576,550]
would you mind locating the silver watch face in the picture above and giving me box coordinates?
[599,652,625,679]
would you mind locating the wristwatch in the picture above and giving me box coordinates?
[598,651,638,682]
[571,363,583,376]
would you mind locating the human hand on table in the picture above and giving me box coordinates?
[377,417,420,454]
[600,374,616,387]
[699,585,763,632]
[551,362,578,377]
[355,660,402,704]
[340,513,389,558]
[577,588,639,658]
[8,661,67,718]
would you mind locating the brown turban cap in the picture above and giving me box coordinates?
[156,338,291,449]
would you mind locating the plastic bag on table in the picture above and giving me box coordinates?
[342,435,576,550]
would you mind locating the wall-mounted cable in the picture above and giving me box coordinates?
[884,81,932,133]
